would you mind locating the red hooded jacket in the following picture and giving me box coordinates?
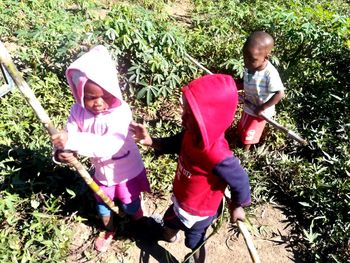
[173,74,241,216]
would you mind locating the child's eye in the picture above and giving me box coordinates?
[103,95,113,101]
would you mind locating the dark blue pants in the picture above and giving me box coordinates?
[163,204,217,250]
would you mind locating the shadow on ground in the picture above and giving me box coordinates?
[120,216,179,263]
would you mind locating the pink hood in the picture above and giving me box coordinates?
[63,46,146,186]
[66,45,122,108]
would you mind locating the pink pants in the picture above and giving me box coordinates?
[93,169,150,205]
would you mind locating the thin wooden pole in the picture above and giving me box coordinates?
[237,220,261,263]
[184,53,308,145]
[0,41,119,215]
[223,188,261,263]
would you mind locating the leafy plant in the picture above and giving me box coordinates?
[90,4,197,104]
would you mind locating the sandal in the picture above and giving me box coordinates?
[160,229,179,243]
[164,232,179,243]
[94,231,115,252]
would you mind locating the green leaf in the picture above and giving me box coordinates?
[299,202,311,207]
[66,188,76,199]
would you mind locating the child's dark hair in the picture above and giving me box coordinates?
[243,31,274,53]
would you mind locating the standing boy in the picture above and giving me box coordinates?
[238,31,285,150]
[131,74,251,263]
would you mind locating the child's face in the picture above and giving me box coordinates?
[243,45,268,72]
[181,95,200,135]
[83,80,114,114]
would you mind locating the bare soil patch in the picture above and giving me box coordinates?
[164,0,193,17]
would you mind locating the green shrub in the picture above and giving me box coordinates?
[0,191,75,262]
[90,4,197,104]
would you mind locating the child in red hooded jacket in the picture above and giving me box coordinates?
[131,74,251,263]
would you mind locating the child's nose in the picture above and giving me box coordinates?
[94,97,104,105]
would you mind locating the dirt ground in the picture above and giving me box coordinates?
[66,193,300,263]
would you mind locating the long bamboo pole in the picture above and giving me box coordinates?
[184,53,308,146]
[0,41,119,215]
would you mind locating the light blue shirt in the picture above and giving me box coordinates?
[243,61,284,118]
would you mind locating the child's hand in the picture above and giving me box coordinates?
[230,206,246,223]
[51,131,68,150]
[129,121,152,146]
[254,105,266,117]
[235,78,244,90]
[54,150,77,163]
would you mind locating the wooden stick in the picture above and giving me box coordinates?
[0,41,119,215]
[223,188,261,263]
[243,100,308,146]
[237,220,261,263]
[184,52,308,145]
[185,53,214,75]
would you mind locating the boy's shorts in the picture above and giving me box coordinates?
[237,112,266,145]
[163,204,217,250]
[94,169,150,216]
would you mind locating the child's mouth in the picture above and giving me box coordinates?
[94,108,106,113]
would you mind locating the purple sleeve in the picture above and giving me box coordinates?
[152,131,184,155]
[213,156,251,207]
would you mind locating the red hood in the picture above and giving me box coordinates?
[182,74,238,151]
